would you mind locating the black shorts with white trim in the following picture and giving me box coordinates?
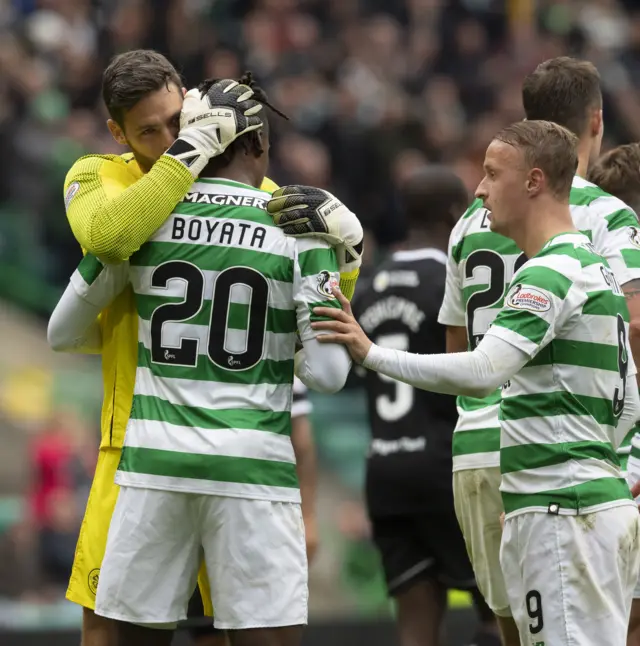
[370,509,476,596]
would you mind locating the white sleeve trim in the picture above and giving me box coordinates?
[437,224,466,327]
[484,324,540,359]
[70,261,129,307]
[291,400,312,418]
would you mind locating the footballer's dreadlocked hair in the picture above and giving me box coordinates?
[198,71,287,168]
[200,71,288,120]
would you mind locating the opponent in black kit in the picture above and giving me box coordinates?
[352,167,499,646]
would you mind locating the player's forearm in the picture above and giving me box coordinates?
[48,284,103,353]
[295,337,351,393]
[363,334,529,398]
[77,156,193,262]
[445,325,468,353]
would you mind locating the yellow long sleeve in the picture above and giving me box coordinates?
[339,268,359,301]
[64,154,194,263]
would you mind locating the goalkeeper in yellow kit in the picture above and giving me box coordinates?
[62,50,361,646]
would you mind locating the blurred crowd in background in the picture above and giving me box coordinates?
[4,0,640,627]
[3,0,640,308]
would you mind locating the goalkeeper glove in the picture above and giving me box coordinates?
[267,185,364,274]
[165,80,264,179]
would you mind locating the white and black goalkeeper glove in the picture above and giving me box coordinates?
[165,80,264,179]
[267,186,364,273]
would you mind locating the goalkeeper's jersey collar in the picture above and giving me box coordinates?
[120,152,143,179]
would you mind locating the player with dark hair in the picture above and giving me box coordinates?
[521,57,604,141]
[588,143,640,646]
[351,166,500,646]
[52,72,357,646]
[437,56,640,645]
[313,120,640,646]
[64,49,266,646]
[62,51,362,646]
[588,143,640,214]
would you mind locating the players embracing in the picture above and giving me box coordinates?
[49,49,365,646]
[49,45,640,646]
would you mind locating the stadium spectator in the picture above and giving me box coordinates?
[4,0,640,309]
[6,0,640,637]
[29,409,94,596]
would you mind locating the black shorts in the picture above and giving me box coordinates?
[180,588,224,639]
[370,509,476,597]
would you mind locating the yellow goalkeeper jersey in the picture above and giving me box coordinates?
[64,152,281,448]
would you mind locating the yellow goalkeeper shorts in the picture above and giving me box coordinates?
[66,446,213,616]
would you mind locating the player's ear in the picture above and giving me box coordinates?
[107,119,127,146]
[591,108,603,138]
[182,86,187,97]
[526,168,544,196]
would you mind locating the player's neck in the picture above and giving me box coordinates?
[200,159,263,189]
[517,204,576,258]
[575,138,593,179]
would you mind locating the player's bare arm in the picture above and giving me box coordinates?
[291,415,319,564]
[445,326,467,354]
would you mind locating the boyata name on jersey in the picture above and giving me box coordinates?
[183,191,267,209]
[171,216,266,249]
[359,295,425,333]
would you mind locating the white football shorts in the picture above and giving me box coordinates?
[453,466,511,616]
[94,486,308,629]
[625,441,640,599]
[501,504,640,646]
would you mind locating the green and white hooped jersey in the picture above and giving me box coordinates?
[486,232,635,517]
[74,179,341,502]
[439,176,640,473]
